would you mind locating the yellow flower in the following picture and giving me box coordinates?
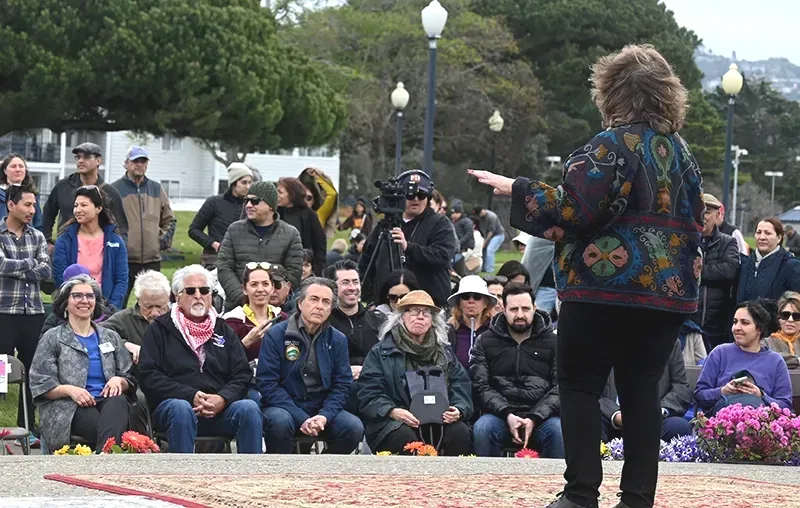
[74,444,93,456]
[600,442,610,457]
[54,445,70,456]
[376,451,393,456]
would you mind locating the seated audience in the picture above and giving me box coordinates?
[737,218,800,302]
[345,232,365,264]
[496,260,530,285]
[269,264,296,316]
[326,238,348,268]
[30,275,135,453]
[373,269,420,316]
[694,300,793,415]
[601,340,692,443]
[447,275,496,370]
[53,185,128,310]
[679,318,708,366]
[139,265,262,453]
[41,264,116,338]
[257,277,363,454]
[484,275,506,317]
[359,291,473,456]
[767,291,800,362]
[471,283,564,458]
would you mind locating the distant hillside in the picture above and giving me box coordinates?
[695,47,800,101]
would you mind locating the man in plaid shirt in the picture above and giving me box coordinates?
[0,185,51,432]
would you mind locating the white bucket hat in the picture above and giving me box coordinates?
[512,231,532,246]
[447,275,498,307]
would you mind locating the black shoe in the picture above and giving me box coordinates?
[544,493,592,508]
[610,501,631,508]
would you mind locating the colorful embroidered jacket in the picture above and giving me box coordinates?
[510,123,704,314]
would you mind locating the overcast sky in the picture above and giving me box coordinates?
[662,0,799,64]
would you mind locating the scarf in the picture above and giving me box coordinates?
[391,324,447,371]
[172,304,218,366]
[755,245,781,268]
[770,330,800,356]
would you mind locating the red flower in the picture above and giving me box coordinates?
[101,437,116,454]
[403,441,425,453]
[515,448,540,459]
[121,431,160,453]
[0,429,11,439]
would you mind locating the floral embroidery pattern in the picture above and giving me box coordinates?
[583,237,629,277]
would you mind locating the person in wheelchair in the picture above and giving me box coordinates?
[358,290,473,456]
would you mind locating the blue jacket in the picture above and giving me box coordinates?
[53,223,129,309]
[256,314,353,427]
[737,247,800,303]
[0,187,43,231]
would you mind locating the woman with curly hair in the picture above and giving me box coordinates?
[277,177,326,276]
[471,44,704,508]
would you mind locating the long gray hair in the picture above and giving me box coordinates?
[53,274,105,320]
[378,308,449,346]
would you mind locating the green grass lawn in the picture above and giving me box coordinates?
[0,211,522,428]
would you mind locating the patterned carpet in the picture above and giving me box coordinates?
[44,473,800,508]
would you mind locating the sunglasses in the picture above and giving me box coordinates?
[183,286,211,296]
[780,311,800,321]
[272,279,283,290]
[460,293,485,302]
[483,275,508,285]
[246,262,271,271]
[408,192,429,201]
[246,197,263,206]
[388,293,409,303]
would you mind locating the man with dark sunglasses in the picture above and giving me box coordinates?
[358,170,456,307]
[216,181,304,311]
[42,142,128,251]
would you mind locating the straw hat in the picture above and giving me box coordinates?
[396,290,441,313]
[447,275,498,307]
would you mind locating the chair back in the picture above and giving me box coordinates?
[685,365,702,392]
[4,356,25,385]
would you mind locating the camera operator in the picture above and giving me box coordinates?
[359,170,456,308]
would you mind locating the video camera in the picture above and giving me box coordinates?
[372,176,421,216]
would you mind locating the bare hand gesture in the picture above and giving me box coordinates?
[68,386,96,407]
[100,376,128,398]
[442,406,460,424]
[390,228,408,251]
[468,169,514,196]
[242,321,270,348]
[389,408,420,428]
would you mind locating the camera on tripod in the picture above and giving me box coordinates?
[372,177,421,217]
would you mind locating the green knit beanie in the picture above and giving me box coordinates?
[249,181,278,210]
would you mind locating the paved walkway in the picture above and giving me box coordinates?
[1,454,798,506]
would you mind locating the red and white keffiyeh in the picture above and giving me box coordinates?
[172,304,218,366]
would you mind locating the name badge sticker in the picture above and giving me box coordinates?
[98,342,115,354]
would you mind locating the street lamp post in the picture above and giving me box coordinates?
[764,171,784,207]
[421,0,448,180]
[721,63,744,211]
[391,82,410,176]
[730,145,747,224]
[487,110,504,208]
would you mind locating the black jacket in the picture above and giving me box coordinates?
[138,313,252,409]
[329,305,386,366]
[600,339,691,423]
[453,216,475,252]
[189,191,246,255]
[339,211,374,237]
[278,205,327,276]
[691,227,739,336]
[737,247,800,302]
[42,173,128,243]
[359,207,456,307]
[469,311,559,423]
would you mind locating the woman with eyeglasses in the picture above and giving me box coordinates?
[277,177,327,277]
[374,270,420,316]
[223,262,287,362]
[358,290,473,455]
[446,275,497,369]
[30,275,136,453]
[53,185,128,310]
[766,292,800,360]
[0,153,44,231]
[695,300,792,416]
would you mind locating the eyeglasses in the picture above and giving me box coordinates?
[246,197,263,206]
[182,286,211,296]
[780,311,800,321]
[246,262,271,271]
[459,293,485,302]
[388,293,409,303]
[483,275,508,286]
[70,292,96,302]
[405,308,433,318]
[408,192,429,201]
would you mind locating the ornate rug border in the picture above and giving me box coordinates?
[43,473,210,508]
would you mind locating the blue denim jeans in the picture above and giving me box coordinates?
[262,406,363,454]
[535,286,558,315]
[152,398,263,454]
[483,234,505,272]
[473,413,565,458]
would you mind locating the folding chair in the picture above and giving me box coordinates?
[0,356,32,455]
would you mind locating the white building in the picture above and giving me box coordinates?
[1,129,340,209]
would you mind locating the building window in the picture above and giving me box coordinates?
[161,180,180,198]
[218,180,229,194]
[161,135,182,151]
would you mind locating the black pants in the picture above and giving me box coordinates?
[0,313,46,429]
[377,421,472,456]
[557,302,684,508]
[123,262,162,308]
[70,395,130,450]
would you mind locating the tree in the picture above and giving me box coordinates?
[283,0,547,203]
[0,0,346,164]
[474,0,703,157]
[681,90,725,185]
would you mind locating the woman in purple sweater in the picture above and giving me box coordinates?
[694,300,792,415]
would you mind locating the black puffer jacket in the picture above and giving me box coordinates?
[278,205,327,276]
[469,310,559,423]
[329,305,386,366]
[691,227,739,336]
[453,216,475,252]
[188,190,246,255]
